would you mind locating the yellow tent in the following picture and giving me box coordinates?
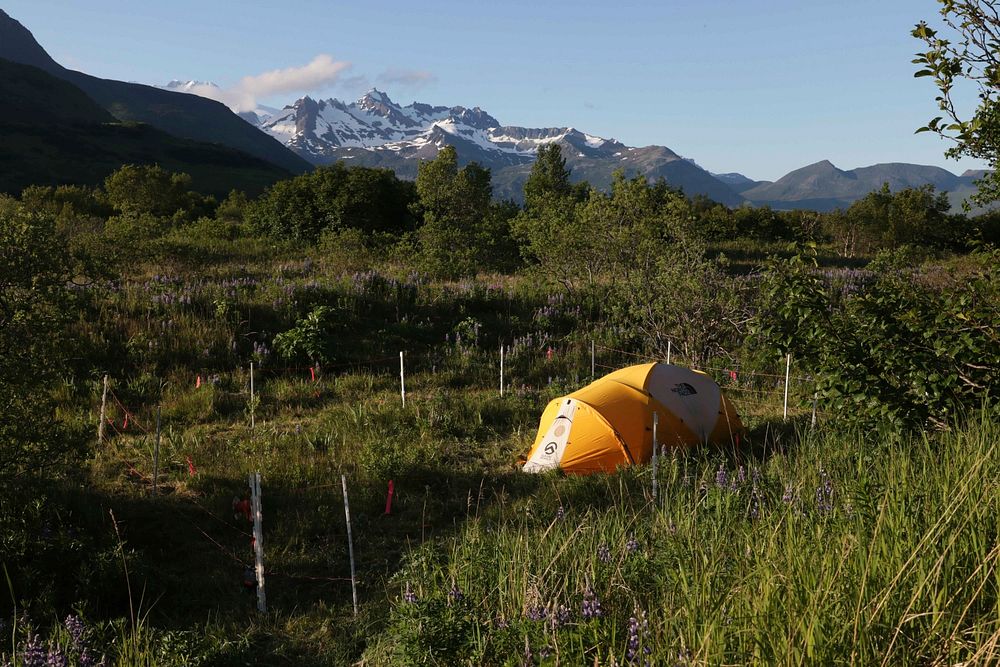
[521,362,743,475]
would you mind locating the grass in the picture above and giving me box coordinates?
[4,240,998,666]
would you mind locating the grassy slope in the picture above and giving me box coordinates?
[0,59,293,197]
[22,238,994,666]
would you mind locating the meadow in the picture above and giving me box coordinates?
[2,157,999,666]
[1,229,995,666]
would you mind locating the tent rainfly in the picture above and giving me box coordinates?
[521,362,743,475]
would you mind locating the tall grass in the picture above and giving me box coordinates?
[367,415,1000,665]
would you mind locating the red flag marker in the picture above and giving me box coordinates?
[310,366,316,382]
[729,370,737,382]
[122,413,129,430]
[384,480,395,515]
[187,456,197,476]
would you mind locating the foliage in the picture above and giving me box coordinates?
[273,305,340,365]
[103,164,215,222]
[753,246,1000,428]
[246,162,416,241]
[414,146,517,277]
[913,0,1000,206]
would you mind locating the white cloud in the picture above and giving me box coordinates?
[376,68,436,89]
[179,55,352,112]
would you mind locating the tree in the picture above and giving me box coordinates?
[413,146,499,277]
[523,144,588,212]
[0,203,83,491]
[913,1,1000,205]
[103,164,213,220]
[246,163,416,241]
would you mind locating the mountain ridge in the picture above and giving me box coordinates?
[0,9,310,175]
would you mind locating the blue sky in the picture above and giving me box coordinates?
[4,0,984,181]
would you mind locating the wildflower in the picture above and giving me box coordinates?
[403,582,417,603]
[539,645,553,659]
[597,544,611,563]
[64,615,86,652]
[448,583,464,602]
[555,505,565,521]
[22,635,45,667]
[751,467,761,489]
[582,585,603,620]
[625,608,651,664]
[525,605,547,622]
[45,646,68,667]
[626,535,640,554]
[715,464,728,488]
[782,484,794,504]
[549,603,572,629]
[737,465,746,485]
[816,469,834,514]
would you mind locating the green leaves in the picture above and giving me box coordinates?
[752,248,1000,430]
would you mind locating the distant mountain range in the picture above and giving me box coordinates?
[216,88,742,205]
[212,86,986,210]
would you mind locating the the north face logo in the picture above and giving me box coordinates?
[671,382,697,396]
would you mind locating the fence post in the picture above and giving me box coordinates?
[666,341,672,365]
[342,474,359,616]
[399,351,406,407]
[249,362,255,429]
[651,412,659,506]
[783,353,791,421]
[152,405,161,496]
[250,472,266,613]
[811,390,818,428]
[499,342,504,397]
[98,374,109,442]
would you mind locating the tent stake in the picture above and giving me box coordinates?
[666,341,672,365]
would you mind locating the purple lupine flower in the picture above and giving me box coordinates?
[448,583,464,602]
[555,505,565,521]
[539,645,553,659]
[22,635,45,667]
[525,605,547,622]
[782,485,794,504]
[77,650,97,667]
[582,585,603,620]
[403,582,417,603]
[816,469,834,514]
[494,615,509,629]
[597,544,611,563]
[45,646,68,667]
[64,615,86,652]
[737,466,746,485]
[751,467,761,489]
[549,603,572,629]
[625,608,651,664]
[715,465,728,488]
[626,535,640,554]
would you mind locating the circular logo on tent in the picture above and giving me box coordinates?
[554,424,566,437]
[544,441,557,455]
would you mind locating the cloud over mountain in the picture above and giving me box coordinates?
[183,55,353,112]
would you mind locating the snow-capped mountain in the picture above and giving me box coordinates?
[244,89,745,204]
[256,89,611,165]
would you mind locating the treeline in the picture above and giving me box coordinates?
[8,145,1000,280]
